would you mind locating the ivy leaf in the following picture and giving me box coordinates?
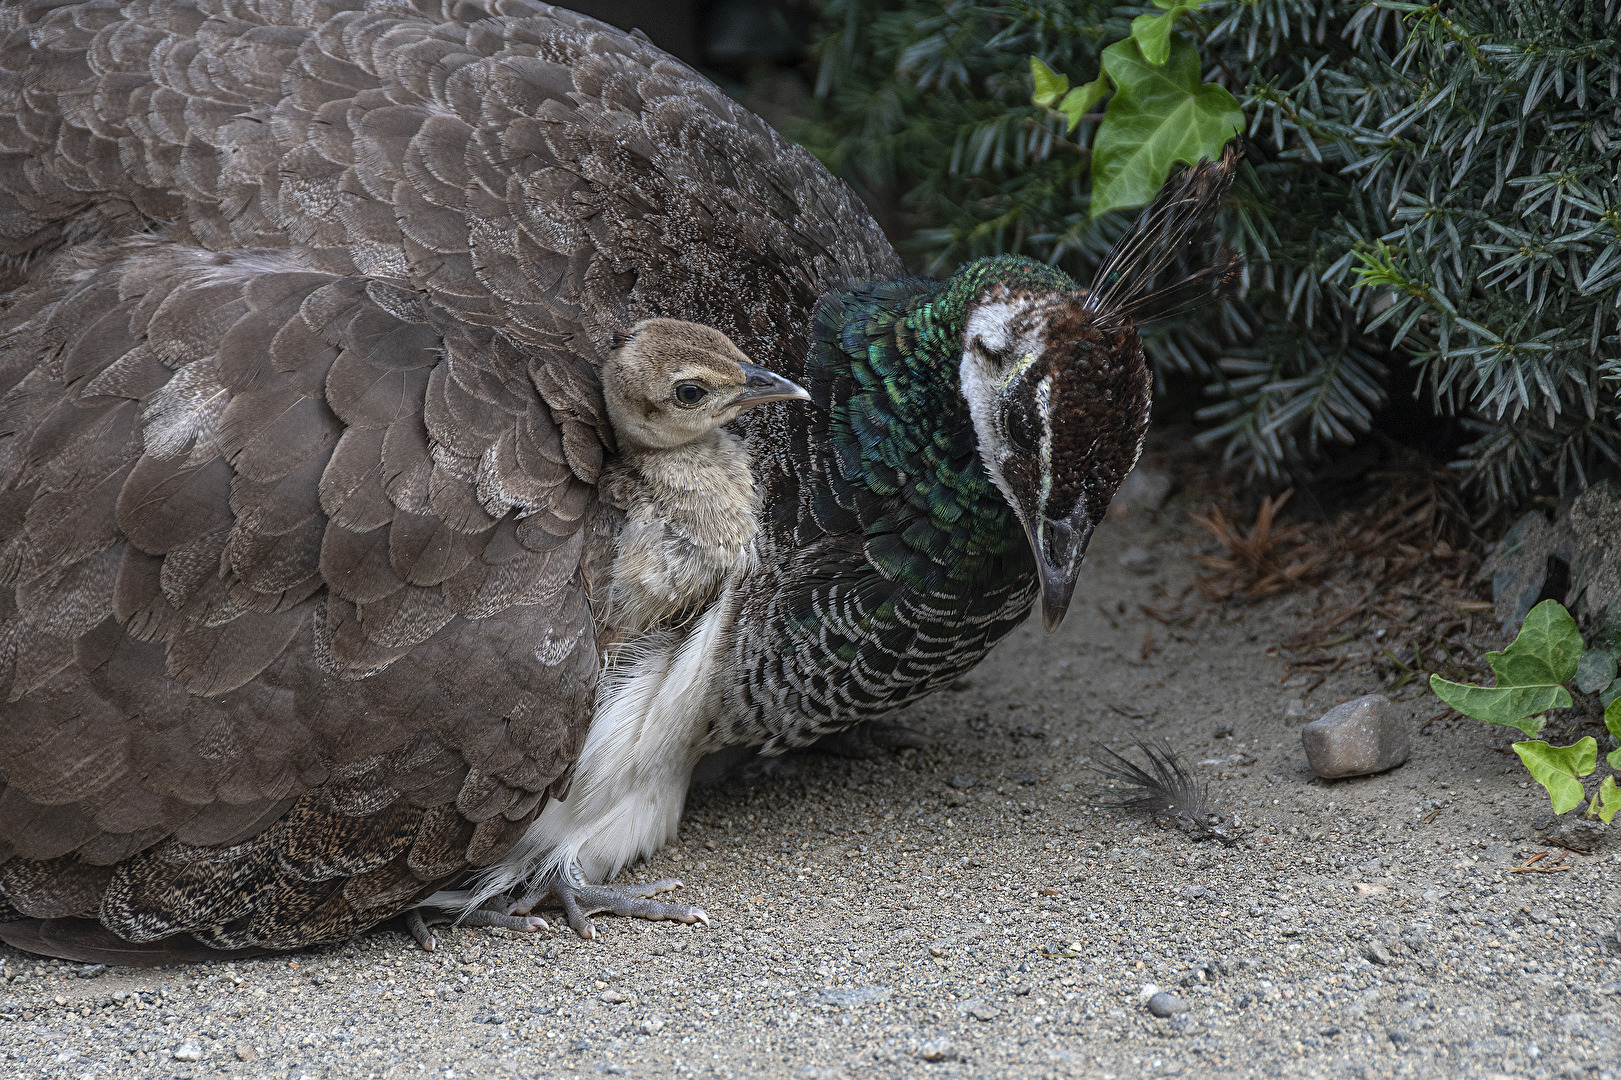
[1606,695,1621,769]
[1130,3,1198,67]
[1429,599,1583,735]
[1486,599,1582,688]
[1591,774,1620,825]
[1030,57,1069,108]
[1574,647,1617,693]
[1056,76,1110,132]
[1089,36,1243,217]
[1427,676,1562,735]
[1512,738,1598,815]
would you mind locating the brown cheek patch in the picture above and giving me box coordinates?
[1030,312,1151,522]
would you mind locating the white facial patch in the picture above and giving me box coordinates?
[1034,373,1054,520]
[963,299,1018,355]
[959,350,1018,514]
[958,295,1050,523]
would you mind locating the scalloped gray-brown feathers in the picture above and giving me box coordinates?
[0,0,899,961]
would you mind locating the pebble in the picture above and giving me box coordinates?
[948,774,978,789]
[1352,883,1388,898]
[1180,885,1215,902]
[599,989,629,1004]
[1147,993,1188,1018]
[1118,546,1157,574]
[235,1046,255,1062]
[915,1039,958,1062]
[1533,811,1608,849]
[957,998,1000,1021]
[813,986,890,1008]
[1363,941,1394,966]
[1301,694,1411,779]
[172,1044,202,1062]
[638,1015,665,1035]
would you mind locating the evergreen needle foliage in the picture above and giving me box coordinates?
[801,0,1621,520]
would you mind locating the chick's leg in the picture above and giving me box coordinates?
[508,861,708,940]
[406,905,548,952]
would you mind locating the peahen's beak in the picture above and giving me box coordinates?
[735,363,810,408]
[1024,502,1094,634]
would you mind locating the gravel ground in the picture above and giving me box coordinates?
[4,480,1619,1080]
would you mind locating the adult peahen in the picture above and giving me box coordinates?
[0,0,1237,961]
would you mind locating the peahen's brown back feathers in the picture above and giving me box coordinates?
[0,0,899,960]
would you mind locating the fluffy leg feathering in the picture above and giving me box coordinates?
[422,593,739,938]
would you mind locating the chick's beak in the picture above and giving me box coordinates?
[734,362,811,409]
[1024,501,1094,634]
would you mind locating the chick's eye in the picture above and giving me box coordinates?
[673,383,708,407]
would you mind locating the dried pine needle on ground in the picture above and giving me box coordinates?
[1184,461,1494,695]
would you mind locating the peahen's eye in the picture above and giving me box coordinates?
[1006,410,1038,454]
[673,383,708,407]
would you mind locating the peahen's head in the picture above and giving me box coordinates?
[954,149,1241,633]
[957,278,1150,634]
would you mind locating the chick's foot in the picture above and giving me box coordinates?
[509,864,709,940]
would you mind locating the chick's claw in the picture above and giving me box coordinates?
[510,867,709,940]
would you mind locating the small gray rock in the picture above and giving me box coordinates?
[1534,811,1609,850]
[1146,992,1187,1018]
[957,997,1000,1021]
[915,1039,958,1062]
[1180,885,1214,902]
[947,774,978,790]
[1118,545,1157,574]
[1302,695,1411,779]
[172,1044,202,1062]
[1363,941,1394,966]
[814,986,890,1008]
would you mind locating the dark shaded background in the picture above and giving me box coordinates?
[567,0,807,74]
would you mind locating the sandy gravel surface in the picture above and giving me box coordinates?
[4,479,1619,1080]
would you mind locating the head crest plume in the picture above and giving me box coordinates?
[1085,143,1243,327]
